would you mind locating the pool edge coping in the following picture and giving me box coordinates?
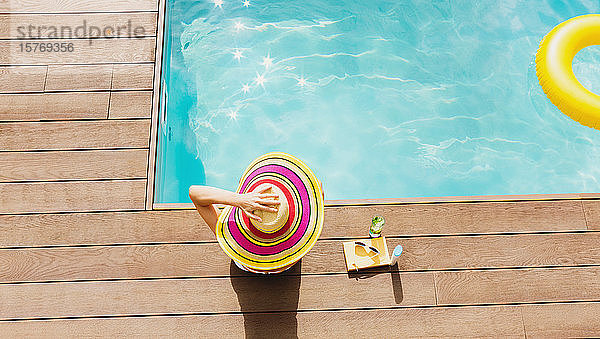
[145,0,167,210]
[153,192,600,210]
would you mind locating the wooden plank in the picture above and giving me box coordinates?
[0,13,156,39]
[0,305,525,338]
[0,0,158,13]
[521,302,600,337]
[391,232,600,271]
[583,200,600,230]
[0,149,148,182]
[109,91,152,119]
[0,66,46,92]
[0,272,435,319]
[0,243,224,282]
[0,38,155,65]
[2,64,154,92]
[322,200,587,238]
[0,210,209,248]
[112,63,153,90]
[45,65,112,91]
[0,119,150,151]
[435,267,600,305]
[3,232,599,282]
[0,92,109,121]
[156,199,588,237]
[305,233,600,274]
[0,179,146,214]
[0,201,589,247]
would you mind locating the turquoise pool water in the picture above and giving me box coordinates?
[155,0,600,203]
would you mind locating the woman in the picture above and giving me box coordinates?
[189,184,297,273]
[189,152,325,274]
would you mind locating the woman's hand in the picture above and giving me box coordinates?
[235,185,281,222]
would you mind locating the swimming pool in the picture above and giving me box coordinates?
[154,0,600,204]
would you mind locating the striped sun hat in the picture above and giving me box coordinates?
[215,152,324,272]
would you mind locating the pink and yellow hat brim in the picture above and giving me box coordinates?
[215,152,324,272]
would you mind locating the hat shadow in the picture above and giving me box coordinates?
[230,261,302,339]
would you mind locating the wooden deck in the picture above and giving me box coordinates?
[2,0,600,337]
[1,201,600,336]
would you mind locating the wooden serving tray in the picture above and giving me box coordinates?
[343,236,391,272]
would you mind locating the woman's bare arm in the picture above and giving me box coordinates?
[189,185,280,235]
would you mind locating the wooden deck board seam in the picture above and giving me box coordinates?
[324,229,600,239]
[107,82,113,119]
[0,88,152,95]
[0,116,150,124]
[520,307,528,339]
[0,62,155,67]
[109,64,117,90]
[2,263,600,285]
[0,11,159,15]
[0,208,153,217]
[1,299,599,323]
[0,147,149,155]
[433,271,439,306]
[582,200,591,230]
[0,36,157,41]
[0,178,146,184]
[0,177,148,185]
[42,66,48,91]
[6,36,156,41]
[3,229,600,249]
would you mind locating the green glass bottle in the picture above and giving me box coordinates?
[369,215,385,238]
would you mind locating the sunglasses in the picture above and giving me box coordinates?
[354,241,379,255]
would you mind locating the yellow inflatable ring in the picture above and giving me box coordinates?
[536,14,600,130]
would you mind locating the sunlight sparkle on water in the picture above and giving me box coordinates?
[254,72,266,88]
[261,54,274,69]
[232,49,244,61]
[212,0,223,8]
